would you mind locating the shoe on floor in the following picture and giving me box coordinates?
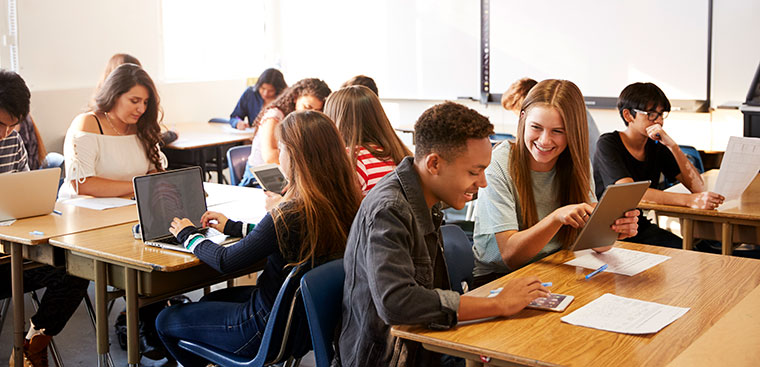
[9,334,51,367]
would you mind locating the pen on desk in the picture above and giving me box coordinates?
[52,210,62,215]
[541,282,552,287]
[585,264,608,280]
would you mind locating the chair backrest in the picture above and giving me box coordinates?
[441,224,474,294]
[300,259,344,367]
[178,264,309,367]
[489,133,516,146]
[679,145,704,173]
[227,145,252,186]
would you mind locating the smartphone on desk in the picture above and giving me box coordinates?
[250,164,288,195]
[527,294,574,312]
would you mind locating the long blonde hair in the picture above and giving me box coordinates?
[323,85,411,168]
[273,110,362,266]
[508,79,590,247]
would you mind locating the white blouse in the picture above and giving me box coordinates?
[59,129,167,198]
[248,107,285,167]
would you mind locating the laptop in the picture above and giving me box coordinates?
[133,167,234,253]
[0,167,61,222]
[569,181,650,251]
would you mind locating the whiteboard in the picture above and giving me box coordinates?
[277,0,480,100]
[489,0,709,101]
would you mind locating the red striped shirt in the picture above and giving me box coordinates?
[353,145,397,195]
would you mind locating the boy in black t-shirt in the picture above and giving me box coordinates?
[593,82,724,248]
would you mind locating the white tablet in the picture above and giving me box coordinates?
[250,164,288,194]
[569,180,650,251]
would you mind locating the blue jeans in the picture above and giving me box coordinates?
[238,161,261,188]
[155,286,269,367]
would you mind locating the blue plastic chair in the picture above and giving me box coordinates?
[441,224,474,294]
[226,145,252,186]
[300,259,344,367]
[660,145,705,189]
[489,133,516,146]
[679,145,704,173]
[178,265,309,367]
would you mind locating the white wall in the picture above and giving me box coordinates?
[12,0,757,153]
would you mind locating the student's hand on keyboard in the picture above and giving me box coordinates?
[201,211,229,232]
[169,217,195,237]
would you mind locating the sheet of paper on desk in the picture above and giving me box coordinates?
[714,136,760,200]
[564,247,670,276]
[0,219,16,226]
[61,197,135,210]
[560,293,689,334]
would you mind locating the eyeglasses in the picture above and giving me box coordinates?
[632,109,669,122]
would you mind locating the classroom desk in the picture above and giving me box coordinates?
[638,170,760,254]
[391,242,760,367]
[163,122,254,183]
[0,202,137,366]
[48,184,267,367]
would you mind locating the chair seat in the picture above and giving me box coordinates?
[178,340,258,367]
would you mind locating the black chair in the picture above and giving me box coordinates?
[441,224,474,294]
[300,259,344,367]
[177,265,310,367]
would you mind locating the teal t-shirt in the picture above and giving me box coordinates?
[472,142,596,277]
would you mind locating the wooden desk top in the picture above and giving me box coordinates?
[392,242,760,367]
[667,283,760,366]
[49,184,268,272]
[49,222,199,272]
[165,122,253,150]
[639,170,760,221]
[0,202,137,245]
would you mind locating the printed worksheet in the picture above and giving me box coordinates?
[714,136,760,200]
[60,197,135,210]
[564,247,670,276]
[560,293,689,334]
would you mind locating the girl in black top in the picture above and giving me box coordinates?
[156,111,362,367]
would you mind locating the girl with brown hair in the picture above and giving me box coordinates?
[324,85,411,195]
[60,63,166,198]
[472,79,639,286]
[239,78,331,186]
[157,110,361,366]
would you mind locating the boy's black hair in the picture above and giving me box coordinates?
[0,69,31,122]
[616,82,671,126]
[414,101,493,161]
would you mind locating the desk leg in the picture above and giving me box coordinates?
[216,146,225,184]
[682,218,694,250]
[10,242,24,364]
[721,222,734,255]
[198,149,207,182]
[95,260,110,367]
[125,268,139,367]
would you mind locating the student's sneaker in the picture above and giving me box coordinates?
[9,334,51,367]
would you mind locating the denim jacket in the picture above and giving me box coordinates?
[339,157,460,367]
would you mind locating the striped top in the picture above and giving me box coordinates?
[0,130,29,174]
[354,145,397,195]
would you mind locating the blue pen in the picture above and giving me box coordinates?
[541,282,552,287]
[585,264,608,280]
[52,210,62,215]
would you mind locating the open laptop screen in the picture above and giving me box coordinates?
[133,167,207,241]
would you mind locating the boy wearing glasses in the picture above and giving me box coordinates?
[1,69,90,367]
[593,82,724,248]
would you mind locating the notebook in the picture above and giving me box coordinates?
[0,167,60,222]
[133,167,234,253]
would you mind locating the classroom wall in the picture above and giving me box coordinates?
[13,0,757,154]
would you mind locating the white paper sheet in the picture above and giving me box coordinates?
[0,219,16,226]
[564,247,670,276]
[714,136,760,200]
[560,293,689,334]
[61,197,135,210]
